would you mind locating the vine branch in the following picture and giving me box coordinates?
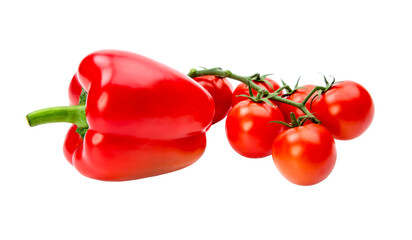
[188,67,326,124]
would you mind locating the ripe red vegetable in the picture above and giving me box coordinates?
[193,75,233,124]
[311,81,374,140]
[231,78,281,106]
[272,124,337,186]
[27,50,215,181]
[225,99,285,158]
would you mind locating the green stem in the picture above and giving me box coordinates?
[188,67,322,124]
[26,105,88,128]
[255,89,264,100]
[290,113,299,127]
[188,68,269,95]
[274,85,290,95]
[300,86,326,106]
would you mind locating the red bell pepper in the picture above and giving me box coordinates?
[27,50,215,181]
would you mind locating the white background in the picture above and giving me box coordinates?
[1,0,411,239]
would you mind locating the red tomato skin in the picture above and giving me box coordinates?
[272,124,337,186]
[193,75,234,124]
[226,100,285,158]
[311,81,374,140]
[278,84,316,123]
[231,78,281,106]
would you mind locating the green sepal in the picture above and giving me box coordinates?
[297,114,311,126]
[290,112,299,127]
[297,113,320,125]
[330,76,336,85]
[261,78,274,91]
[76,88,88,138]
[236,94,260,103]
[324,75,336,91]
[294,76,302,89]
[261,73,274,79]
[236,94,252,98]
[262,98,274,106]
[78,89,87,105]
[256,74,275,91]
[323,74,329,86]
[247,80,254,98]
[281,79,294,95]
[255,89,265,100]
[309,89,323,110]
[270,120,293,128]
[76,127,88,138]
[249,73,260,81]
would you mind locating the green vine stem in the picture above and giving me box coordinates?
[188,67,325,124]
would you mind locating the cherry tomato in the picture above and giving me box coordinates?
[226,99,285,158]
[278,84,316,124]
[193,75,234,124]
[311,81,374,140]
[231,78,281,106]
[272,124,337,186]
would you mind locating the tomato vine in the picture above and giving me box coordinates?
[188,67,335,124]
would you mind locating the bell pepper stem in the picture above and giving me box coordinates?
[26,105,88,128]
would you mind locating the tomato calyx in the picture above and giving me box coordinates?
[323,75,336,91]
[251,73,276,91]
[271,112,316,128]
[280,76,303,97]
[236,81,275,106]
[310,75,336,104]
